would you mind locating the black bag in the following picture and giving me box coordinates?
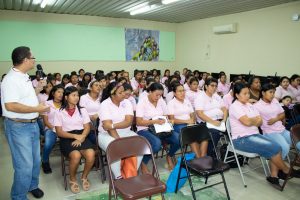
[148,124,173,138]
[220,144,244,168]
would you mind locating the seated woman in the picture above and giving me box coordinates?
[41,85,64,174]
[54,86,95,193]
[195,78,228,157]
[168,82,208,158]
[254,83,293,160]
[248,76,261,104]
[288,74,300,102]
[217,73,230,97]
[223,77,242,109]
[37,80,53,103]
[80,80,102,144]
[98,82,142,179]
[275,76,293,101]
[186,77,202,108]
[65,73,80,89]
[229,82,300,186]
[136,83,180,172]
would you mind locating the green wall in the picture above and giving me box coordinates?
[0,21,175,62]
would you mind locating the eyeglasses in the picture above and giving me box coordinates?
[28,57,36,60]
[209,84,218,87]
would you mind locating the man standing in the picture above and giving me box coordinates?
[1,46,49,200]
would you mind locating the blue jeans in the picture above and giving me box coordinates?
[138,129,180,164]
[173,124,187,135]
[41,129,57,162]
[263,130,291,159]
[233,134,281,159]
[4,118,41,200]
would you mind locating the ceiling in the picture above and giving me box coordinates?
[0,0,298,23]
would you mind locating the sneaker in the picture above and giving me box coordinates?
[30,188,44,198]
[266,176,280,185]
[42,162,52,174]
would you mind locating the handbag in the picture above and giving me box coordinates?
[148,124,173,138]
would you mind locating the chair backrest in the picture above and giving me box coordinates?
[106,136,152,164]
[180,124,211,147]
[225,118,235,145]
[291,124,300,149]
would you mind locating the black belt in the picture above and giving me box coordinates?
[8,118,38,123]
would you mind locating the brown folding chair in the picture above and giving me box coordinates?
[281,124,300,191]
[106,136,166,200]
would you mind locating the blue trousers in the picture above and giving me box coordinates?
[138,129,180,164]
[41,129,57,162]
[4,118,41,200]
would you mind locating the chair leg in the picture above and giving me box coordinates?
[186,169,196,200]
[221,172,230,200]
[108,184,112,200]
[175,163,183,193]
[161,193,165,200]
[260,157,269,177]
[234,152,247,187]
[99,150,106,182]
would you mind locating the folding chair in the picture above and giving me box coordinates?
[106,136,166,200]
[281,124,300,191]
[223,119,269,187]
[175,124,230,200]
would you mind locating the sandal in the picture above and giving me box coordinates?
[81,178,90,191]
[69,180,80,194]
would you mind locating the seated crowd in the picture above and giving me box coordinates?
[7,67,300,193]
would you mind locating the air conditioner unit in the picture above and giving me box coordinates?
[213,23,237,34]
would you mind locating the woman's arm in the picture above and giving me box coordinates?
[136,117,164,126]
[239,115,262,127]
[42,115,54,130]
[268,112,285,125]
[196,110,220,126]
[168,114,194,125]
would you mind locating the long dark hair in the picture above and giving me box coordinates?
[48,84,64,101]
[101,81,123,103]
[40,80,53,94]
[232,82,248,103]
[60,86,82,114]
[148,82,164,92]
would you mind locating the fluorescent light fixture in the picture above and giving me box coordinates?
[162,0,181,5]
[127,2,149,12]
[130,4,159,15]
[40,0,49,8]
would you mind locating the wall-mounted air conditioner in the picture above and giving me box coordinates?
[213,23,237,34]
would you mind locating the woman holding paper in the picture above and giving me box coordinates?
[168,82,208,158]
[136,82,180,173]
[194,78,228,157]
[97,82,142,179]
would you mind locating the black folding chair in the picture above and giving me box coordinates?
[175,124,230,200]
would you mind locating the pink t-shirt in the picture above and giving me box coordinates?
[167,98,194,120]
[98,98,133,133]
[184,83,190,92]
[186,90,202,108]
[161,77,168,84]
[194,92,225,123]
[54,107,90,132]
[180,75,185,84]
[198,80,205,90]
[130,78,139,91]
[217,82,230,95]
[138,91,148,102]
[42,100,61,131]
[229,100,260,139]
[136,96,168,132]
[275,85,292,100]
[223,91,234,109]
[79,93,101,115]
[37,93,48,103]
[55,80,61,85]
[127,96,137,111]
[32,79,38,88]
[65,83,78,88]
[165,92,174,103]
[254,99,285,134]
[288,85,300,102]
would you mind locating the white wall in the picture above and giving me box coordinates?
[0,10,177,76]
[176,1,300,76]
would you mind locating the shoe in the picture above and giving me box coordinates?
[291,168,300,178]
[30,188,44,198]
[266,176,279,185]
[278,170,288,180]
[42,162,52,174]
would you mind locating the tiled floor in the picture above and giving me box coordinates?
[0,119,299,200]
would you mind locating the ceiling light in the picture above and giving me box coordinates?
[130,4,159,15]
[127,2,149,12]
[162,0,181,5]
[40,0,49,8]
